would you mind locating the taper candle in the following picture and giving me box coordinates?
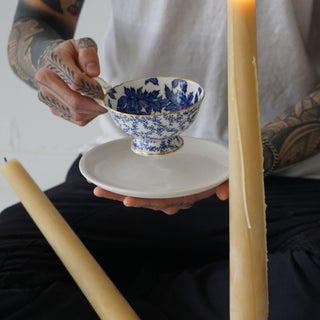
[227,0,269,319]
[1,159,140,320]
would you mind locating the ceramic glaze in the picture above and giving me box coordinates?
[103,77,205,155]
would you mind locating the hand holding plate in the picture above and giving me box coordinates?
[94,180,229,215]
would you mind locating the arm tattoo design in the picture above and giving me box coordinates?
[9,20,101,97]
[41,0,84,17]
[77,37,97,50]
[8,18,66,89]
[41,0,63,13]
[8,0,80,88]
[38,91,72,120]
[46,51,103,97]
[67,0,84,16]
[37,39,64,69]
[8,20,44,88]
[262,85,320,175]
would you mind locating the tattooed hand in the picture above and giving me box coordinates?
[8,1,104,125]
[35,37,107,126]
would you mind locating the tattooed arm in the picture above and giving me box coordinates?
[8,0,106,125]
[262,84,320,176]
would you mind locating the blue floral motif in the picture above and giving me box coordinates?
[107,88,117,99]
[110,103,201,154]
[105,76,205,154]
[115,87,162,114]
[132,136,184,155]
[145,78,159,86]
[107,78,203,115]
[172,79,187,93]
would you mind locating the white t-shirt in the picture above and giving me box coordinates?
[82,0,320,179]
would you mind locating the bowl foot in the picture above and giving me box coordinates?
[131,136,184,155]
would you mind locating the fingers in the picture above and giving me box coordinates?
[93,187,126,202]
[123,197,193,215]
[77,38,100,76]
[37,70,106,126]
[93,186,190,214]
[40,38,103,98]
[93,183,226,215]
[216,180,229,200]
[94,186,207,215]
[35,37,107,125]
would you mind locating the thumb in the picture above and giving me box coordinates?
[216,180,229,200]
[77,37,100,76]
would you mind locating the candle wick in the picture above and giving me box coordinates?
[4,157,8,163]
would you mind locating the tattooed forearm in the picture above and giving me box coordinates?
[262,85,320,175]
[8,20,44,88]
[41,0,84,17]
[8,1,83,88]
[8,18,66,89]
[67,0,84,17]
[42,0,64,14]
[13,1,80,35]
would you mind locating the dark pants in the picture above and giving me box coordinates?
[0,156,320,319]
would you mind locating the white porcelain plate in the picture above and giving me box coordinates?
[79,137,228,198]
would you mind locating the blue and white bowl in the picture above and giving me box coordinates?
[102,76,205,155]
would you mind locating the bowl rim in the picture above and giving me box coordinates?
[102,76,205,117]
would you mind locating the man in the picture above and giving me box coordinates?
[1,0,320,319]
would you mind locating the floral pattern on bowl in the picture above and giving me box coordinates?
[103,77,205,155]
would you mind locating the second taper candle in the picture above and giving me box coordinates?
[227,0,269,319]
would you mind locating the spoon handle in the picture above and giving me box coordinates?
[93,76,110,109]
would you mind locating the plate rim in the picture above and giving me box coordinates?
[79,137,229,198]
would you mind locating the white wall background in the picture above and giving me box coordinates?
[0,0,112,211]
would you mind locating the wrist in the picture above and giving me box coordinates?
[262,137,280,176]
[35,39,64,70]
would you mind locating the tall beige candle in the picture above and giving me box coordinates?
[227,0,268,319]
[1,159,140,320]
